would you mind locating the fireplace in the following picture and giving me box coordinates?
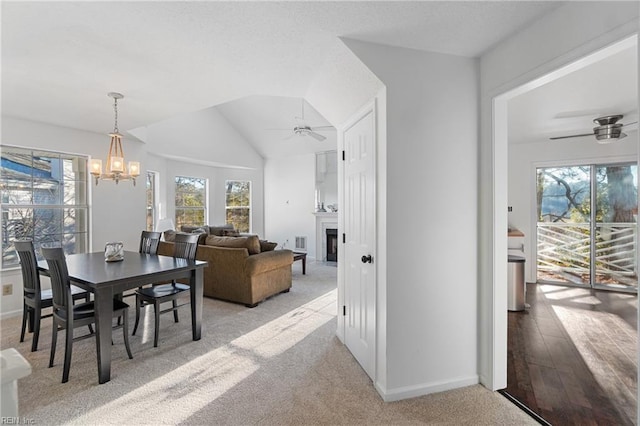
[326,228,338,262]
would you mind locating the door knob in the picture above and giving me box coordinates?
[361,255,373,264]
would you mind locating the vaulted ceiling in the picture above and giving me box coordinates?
[6,2,634,158]
[2,1,564,159]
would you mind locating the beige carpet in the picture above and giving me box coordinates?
[1,262,535,425]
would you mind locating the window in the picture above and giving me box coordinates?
[536,162,638,290]
[146,171,157,231]
[175,176,206,228]
[225,180,251,233]
[1,146,89,269]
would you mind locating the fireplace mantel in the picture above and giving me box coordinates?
[313,212,337,218]
[314,213,338,262]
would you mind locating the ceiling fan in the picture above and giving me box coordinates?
[550,114,638,143]
[269,100,334,141]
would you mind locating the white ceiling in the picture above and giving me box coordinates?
[1,1,565,159]
[217,96,336,159]
[508,39,638,145]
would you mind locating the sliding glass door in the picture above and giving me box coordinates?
[536,162,637,291]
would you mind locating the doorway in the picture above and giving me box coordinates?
[493,34,638,422]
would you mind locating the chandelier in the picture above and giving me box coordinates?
[89,92,140,185]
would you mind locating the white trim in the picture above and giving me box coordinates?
[376,375,480,402]
[0,309,22,320]
[489,32,639,391]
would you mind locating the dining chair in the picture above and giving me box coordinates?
[41,247,133,383]
[132,233,199,347]
[118,231,162,301]
[139,230,161,255]
[15,240,90,352]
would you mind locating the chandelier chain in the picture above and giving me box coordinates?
[113,97,119,133]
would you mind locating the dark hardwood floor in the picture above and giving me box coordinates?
[506,283,637,425]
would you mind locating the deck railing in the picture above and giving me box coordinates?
[537,222,637,287]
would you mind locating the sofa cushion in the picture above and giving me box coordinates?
[259,240,278,252]
[205,235,261,255]
[221,228,240,237]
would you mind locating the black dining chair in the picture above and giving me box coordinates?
[41,247,133,383]
[139,230,161,255]
[132,233,198,347]
[15,240,90,352]
[116,231,163,328]
[119,231,162,300]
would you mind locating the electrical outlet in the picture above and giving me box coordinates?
[2,284,13,296]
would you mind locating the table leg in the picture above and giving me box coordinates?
[190,268,203,341]
[94,287,113,384]
[302,256,306,275]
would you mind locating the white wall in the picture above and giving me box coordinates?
[264,154,316,257]
[1,115,265,316]
[148,153,264,235]
[1,116,146,316]
[344,40,480,399]
[509,135,638,283]
[479,1,639,390]
[145,106,263,169]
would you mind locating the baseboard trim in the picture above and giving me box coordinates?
[376,375,479,402]
[1,309,22,320]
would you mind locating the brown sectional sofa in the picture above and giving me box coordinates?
[158,227,293,307]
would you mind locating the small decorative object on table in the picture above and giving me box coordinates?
[104,242,124,262]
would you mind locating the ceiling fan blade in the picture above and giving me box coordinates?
[310,126,334,131]
[622,121,638,128]
[308,131,326,141]
[549,133,595,140]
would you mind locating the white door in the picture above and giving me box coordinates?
[343,104,376,379]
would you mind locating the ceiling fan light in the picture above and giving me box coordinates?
[596,132,627,144]
[594,123,624,142]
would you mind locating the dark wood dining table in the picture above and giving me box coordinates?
[37,250,208,384]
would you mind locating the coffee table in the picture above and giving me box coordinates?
[292,252,307,275]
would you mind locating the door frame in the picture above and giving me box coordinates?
[489,33,638,391]
[337,98,378,379]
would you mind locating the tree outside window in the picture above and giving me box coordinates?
[1,146,89,268]
[175,176,206,228]
[225,180,250,233]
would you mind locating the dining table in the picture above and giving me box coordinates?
[37,250,208,384]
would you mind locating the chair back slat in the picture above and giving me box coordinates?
[139,231,161,255]
[173,233,199,261]
[41,247,72,316]
[14,240,40,297]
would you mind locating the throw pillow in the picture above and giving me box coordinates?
[190,228,209,245]
[221,229,240,237]
[164,230,191,242]
[259,240,278,252]
[209,224,235,236]
[205,235,261,255]
[181,225,202,233]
